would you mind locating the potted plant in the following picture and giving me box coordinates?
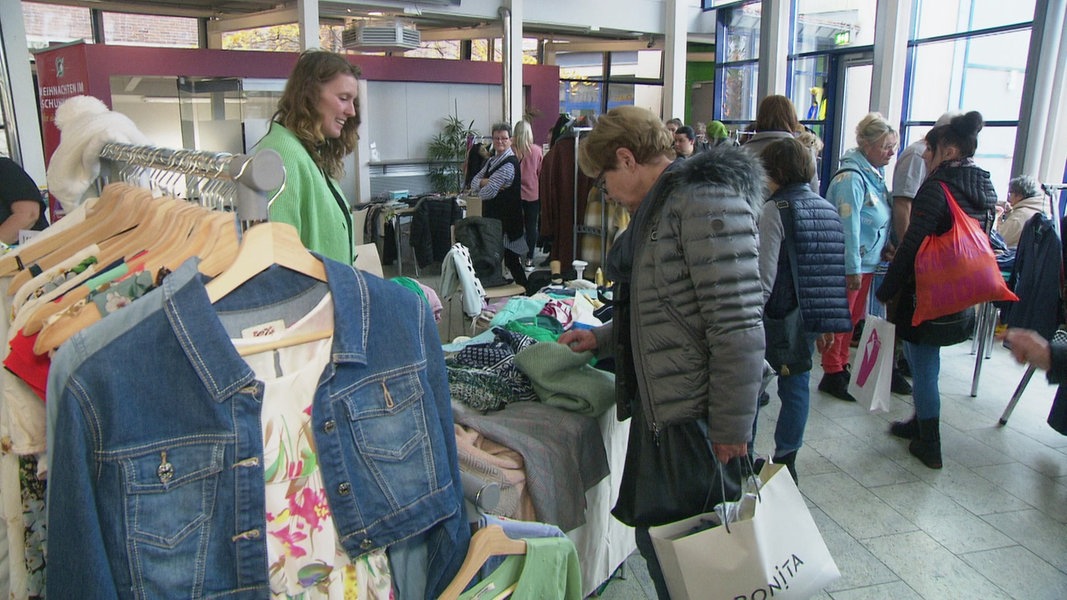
[427,113,478,195]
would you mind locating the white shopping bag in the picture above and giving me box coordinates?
[848,315,895,413]
[649,464,841,600]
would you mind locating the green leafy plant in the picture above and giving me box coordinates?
[427,113,478,194]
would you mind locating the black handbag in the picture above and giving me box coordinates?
[763,200,813,376]
[612,409,743,528]
[765,307,811,376]
[889,288,976,347]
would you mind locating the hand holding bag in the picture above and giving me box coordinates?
[847,316,894,412]
[649,463,841,600]
[912,182,1017,326]
[612,412,743,528]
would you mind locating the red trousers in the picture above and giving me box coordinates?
[821,273,873,374]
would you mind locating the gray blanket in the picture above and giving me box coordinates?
[452,400,609,531]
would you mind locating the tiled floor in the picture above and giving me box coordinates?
[388,257,1067,600]
[590,337,1067,600]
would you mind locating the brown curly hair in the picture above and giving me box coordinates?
[754,95,803,133]
[273,50,362,179]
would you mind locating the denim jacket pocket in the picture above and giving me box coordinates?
[342,367,438,508]
[121,438,226,548]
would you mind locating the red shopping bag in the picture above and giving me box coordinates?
[913,182,1017,326]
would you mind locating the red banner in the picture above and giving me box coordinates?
[35,42,91,222]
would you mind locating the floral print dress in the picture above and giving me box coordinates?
[237,293,394,599]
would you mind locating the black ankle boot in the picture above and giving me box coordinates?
[891,368,912,395]
[818,371,856,402]
[889,414,918,439]
[909,417,942,469]
[772,451,798,483]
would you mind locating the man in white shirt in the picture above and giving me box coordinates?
[891,111,962,240]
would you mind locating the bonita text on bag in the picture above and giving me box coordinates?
[731,553,806,600]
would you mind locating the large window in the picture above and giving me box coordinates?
[903,0,1036,192]
[23,4,198,49]
[22,3,93,49]
[788,0,877,184]
[793,0,876,52]
[715,1,761,125]
[101,12,198,48]
[557,49,663,119]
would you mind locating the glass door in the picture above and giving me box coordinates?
[830,53,873,175]
[177,77,245,154]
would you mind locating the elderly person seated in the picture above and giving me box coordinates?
[996,174,1048,248]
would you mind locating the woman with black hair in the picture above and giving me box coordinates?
[876,111,998,469]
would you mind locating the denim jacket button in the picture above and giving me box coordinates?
[360,539,373,550]
[323,419,336,433]
[338,482,352,495]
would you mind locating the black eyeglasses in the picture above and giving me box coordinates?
[595,172,608,194]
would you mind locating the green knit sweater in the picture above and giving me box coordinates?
[256,123,354,264]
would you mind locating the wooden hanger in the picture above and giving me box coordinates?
[194,212,240,277]
[205,221,331,357]
[438,525,527,600]
[0,191,118,277]
[1,183,152,282]
[31,208,241,355]
[18,198,191,336]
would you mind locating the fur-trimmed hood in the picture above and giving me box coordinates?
[665,146,767,213]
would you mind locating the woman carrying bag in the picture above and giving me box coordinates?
[757,137,852,482]
[556,107,766,599]
[875,111,998,469]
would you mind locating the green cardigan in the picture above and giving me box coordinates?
[256,123,354,264]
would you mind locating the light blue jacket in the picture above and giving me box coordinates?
[46,257,468,599]
[827,147,892,275]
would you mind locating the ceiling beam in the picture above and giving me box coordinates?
[417,25,501,42]
[207,6,301,34]
[545,39,663,53]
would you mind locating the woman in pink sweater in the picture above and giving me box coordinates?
[514,120,544,268]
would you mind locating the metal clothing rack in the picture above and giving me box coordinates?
[569,126,609,271]
[98,142,285,232]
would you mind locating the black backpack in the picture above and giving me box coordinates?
[453,217,510,288]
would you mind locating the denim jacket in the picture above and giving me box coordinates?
[46,257,468,599]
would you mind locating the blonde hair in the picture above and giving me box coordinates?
[513,120,534,158]
[577,106,674,177]
[855,112,896,147]
[273,50,362,179]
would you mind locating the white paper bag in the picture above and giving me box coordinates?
[848,315,895,413]
[649,464,841,600]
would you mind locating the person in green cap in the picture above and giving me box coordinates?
[707,120,737,147]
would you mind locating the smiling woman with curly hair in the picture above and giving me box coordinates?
[255,49,362,264]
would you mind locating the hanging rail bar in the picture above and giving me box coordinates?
[98,142,284,229]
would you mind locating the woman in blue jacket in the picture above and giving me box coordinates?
[818,112,898,401]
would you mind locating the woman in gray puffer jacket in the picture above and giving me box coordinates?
[558,106,766,600]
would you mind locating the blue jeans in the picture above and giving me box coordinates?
[522,199,541,259]
[904,341,941,419]
[773,334,817,457]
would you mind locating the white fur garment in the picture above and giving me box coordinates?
[45,95,150,212]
